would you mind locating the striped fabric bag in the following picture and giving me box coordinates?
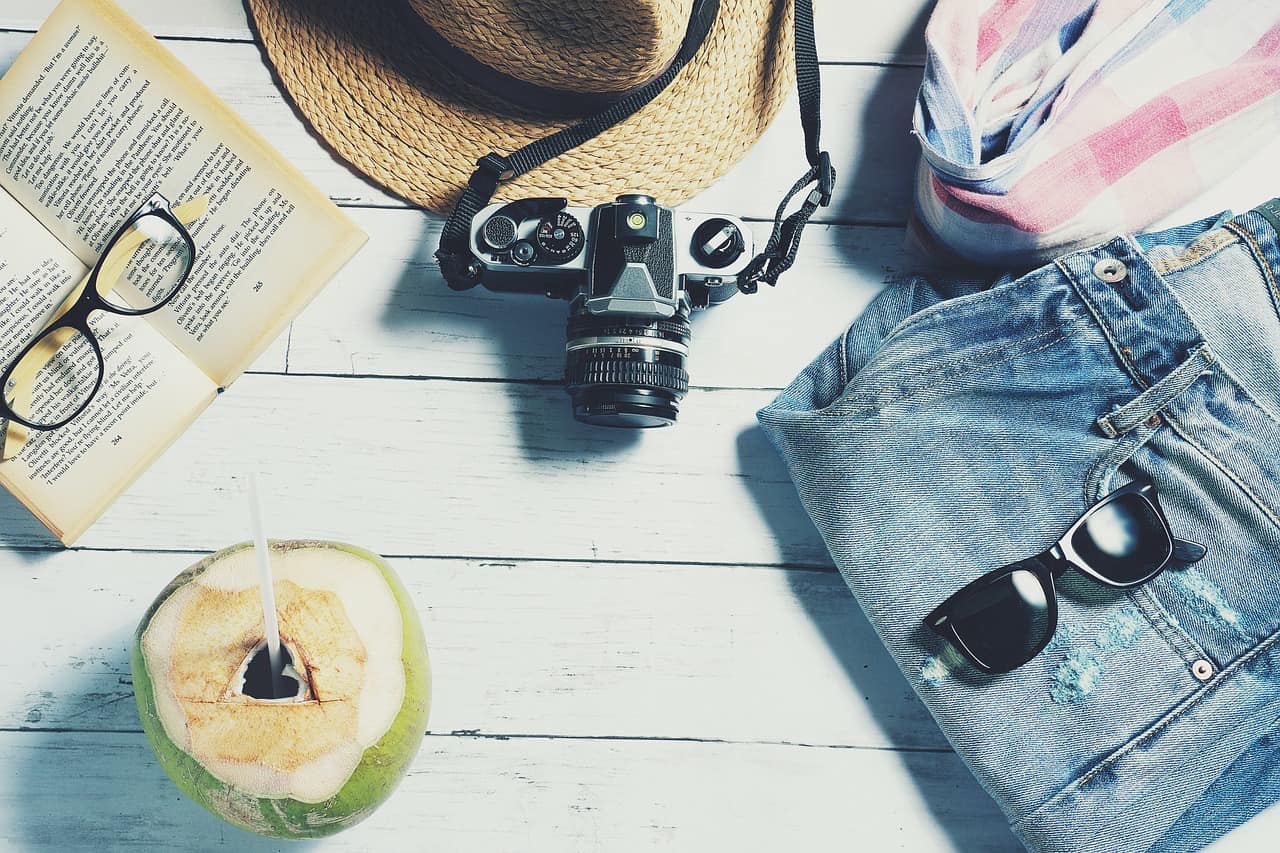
[911,0,1280,268]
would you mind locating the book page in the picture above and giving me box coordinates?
[0,0,367,387]
[0,186,85,361]
[0,186,216,544]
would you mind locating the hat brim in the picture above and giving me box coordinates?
[245,0,796,213]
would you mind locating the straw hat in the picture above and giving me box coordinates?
[245,0,796,213]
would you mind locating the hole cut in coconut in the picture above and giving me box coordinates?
[237,640,312,702]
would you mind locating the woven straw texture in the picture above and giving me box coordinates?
[408,0,694,93]
[245,0,796,213]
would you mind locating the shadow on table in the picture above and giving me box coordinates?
[0,489,63,564]
[735,426,1022,852]
[377,216,647,459]
[8,635,318,852]
[824,2,937,289]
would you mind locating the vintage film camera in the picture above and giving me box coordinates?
[464,194,753,428]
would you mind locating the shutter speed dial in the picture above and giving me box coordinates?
[535,213,585,263]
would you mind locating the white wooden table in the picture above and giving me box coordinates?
[0,2,1276,850]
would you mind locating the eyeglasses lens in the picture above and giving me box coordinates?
[2,328,100,428]
[1070,494,1171,584]
[948,569,1053,671]
[95,212,192,312]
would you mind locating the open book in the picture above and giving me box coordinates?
[0,0,367,544]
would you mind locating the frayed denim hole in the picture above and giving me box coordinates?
[1050,649,1105,705]
[1044,620,1085,653]
[1048,605,1145,705]
[919,646,967,687]
[1163,568,1251,640]
[1096,606,1144,652]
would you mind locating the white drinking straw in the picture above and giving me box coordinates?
[247,473,284,700]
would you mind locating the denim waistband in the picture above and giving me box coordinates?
[1056,237,1207,390]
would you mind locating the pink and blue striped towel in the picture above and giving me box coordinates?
[911,0,1280,267]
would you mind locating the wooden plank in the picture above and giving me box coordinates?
[286,212,918,388]
[247,325,289,374]
[0,0,935,65]
[0,33,923,223]
[0,0,253,39]
[0,373,833,564]
[0,550,943,750]
[0,731,1019,852]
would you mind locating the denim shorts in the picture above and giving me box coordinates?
[759,206,1280,852]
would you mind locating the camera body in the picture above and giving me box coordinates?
[464,194,753,427]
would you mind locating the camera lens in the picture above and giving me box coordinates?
[564,310,691,428]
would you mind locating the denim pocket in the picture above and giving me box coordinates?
[813,267,1095,421]
[824,312,1096,424]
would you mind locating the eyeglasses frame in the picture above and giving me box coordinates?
[0,193,195,431]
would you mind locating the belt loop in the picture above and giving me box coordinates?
[1095,345,1216,438]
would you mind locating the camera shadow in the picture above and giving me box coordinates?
[379,216,645,459]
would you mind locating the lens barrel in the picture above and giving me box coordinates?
[565,311,691,428]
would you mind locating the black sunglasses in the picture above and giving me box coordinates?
[925,482,1207,673]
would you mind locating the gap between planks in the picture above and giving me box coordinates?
[0,726,953,755]
[3,541,837,569]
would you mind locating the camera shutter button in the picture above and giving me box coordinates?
[511,241,537,265]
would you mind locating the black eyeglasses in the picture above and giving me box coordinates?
[925,481,1207,673]
[0,193,195,431]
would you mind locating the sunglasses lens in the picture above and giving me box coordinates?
[1070,493,1172,584]
[948,569,1053,671]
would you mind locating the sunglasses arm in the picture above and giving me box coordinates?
[1173,538,1208,564]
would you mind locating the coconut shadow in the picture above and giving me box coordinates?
[5,624,324,850]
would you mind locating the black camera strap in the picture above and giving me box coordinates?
[436,0,832,295]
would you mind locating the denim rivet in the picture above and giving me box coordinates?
[1145,413,1162,428]
[1191,659,1214,682]
[1093,258,1128,283]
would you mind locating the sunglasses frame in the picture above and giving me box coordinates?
[0,193,195,431]
[925,481,1195,674]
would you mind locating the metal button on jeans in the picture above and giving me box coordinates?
[1094,258,1128,283]
[1191,659,1215,682]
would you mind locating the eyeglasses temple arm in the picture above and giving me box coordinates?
[1,195,208,461]
[1173,538,1208,565]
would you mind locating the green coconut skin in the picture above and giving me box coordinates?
[131,540,431,839]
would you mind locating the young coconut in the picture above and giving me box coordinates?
[132,540,430,839]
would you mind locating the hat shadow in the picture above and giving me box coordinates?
[735,427,1022,852]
